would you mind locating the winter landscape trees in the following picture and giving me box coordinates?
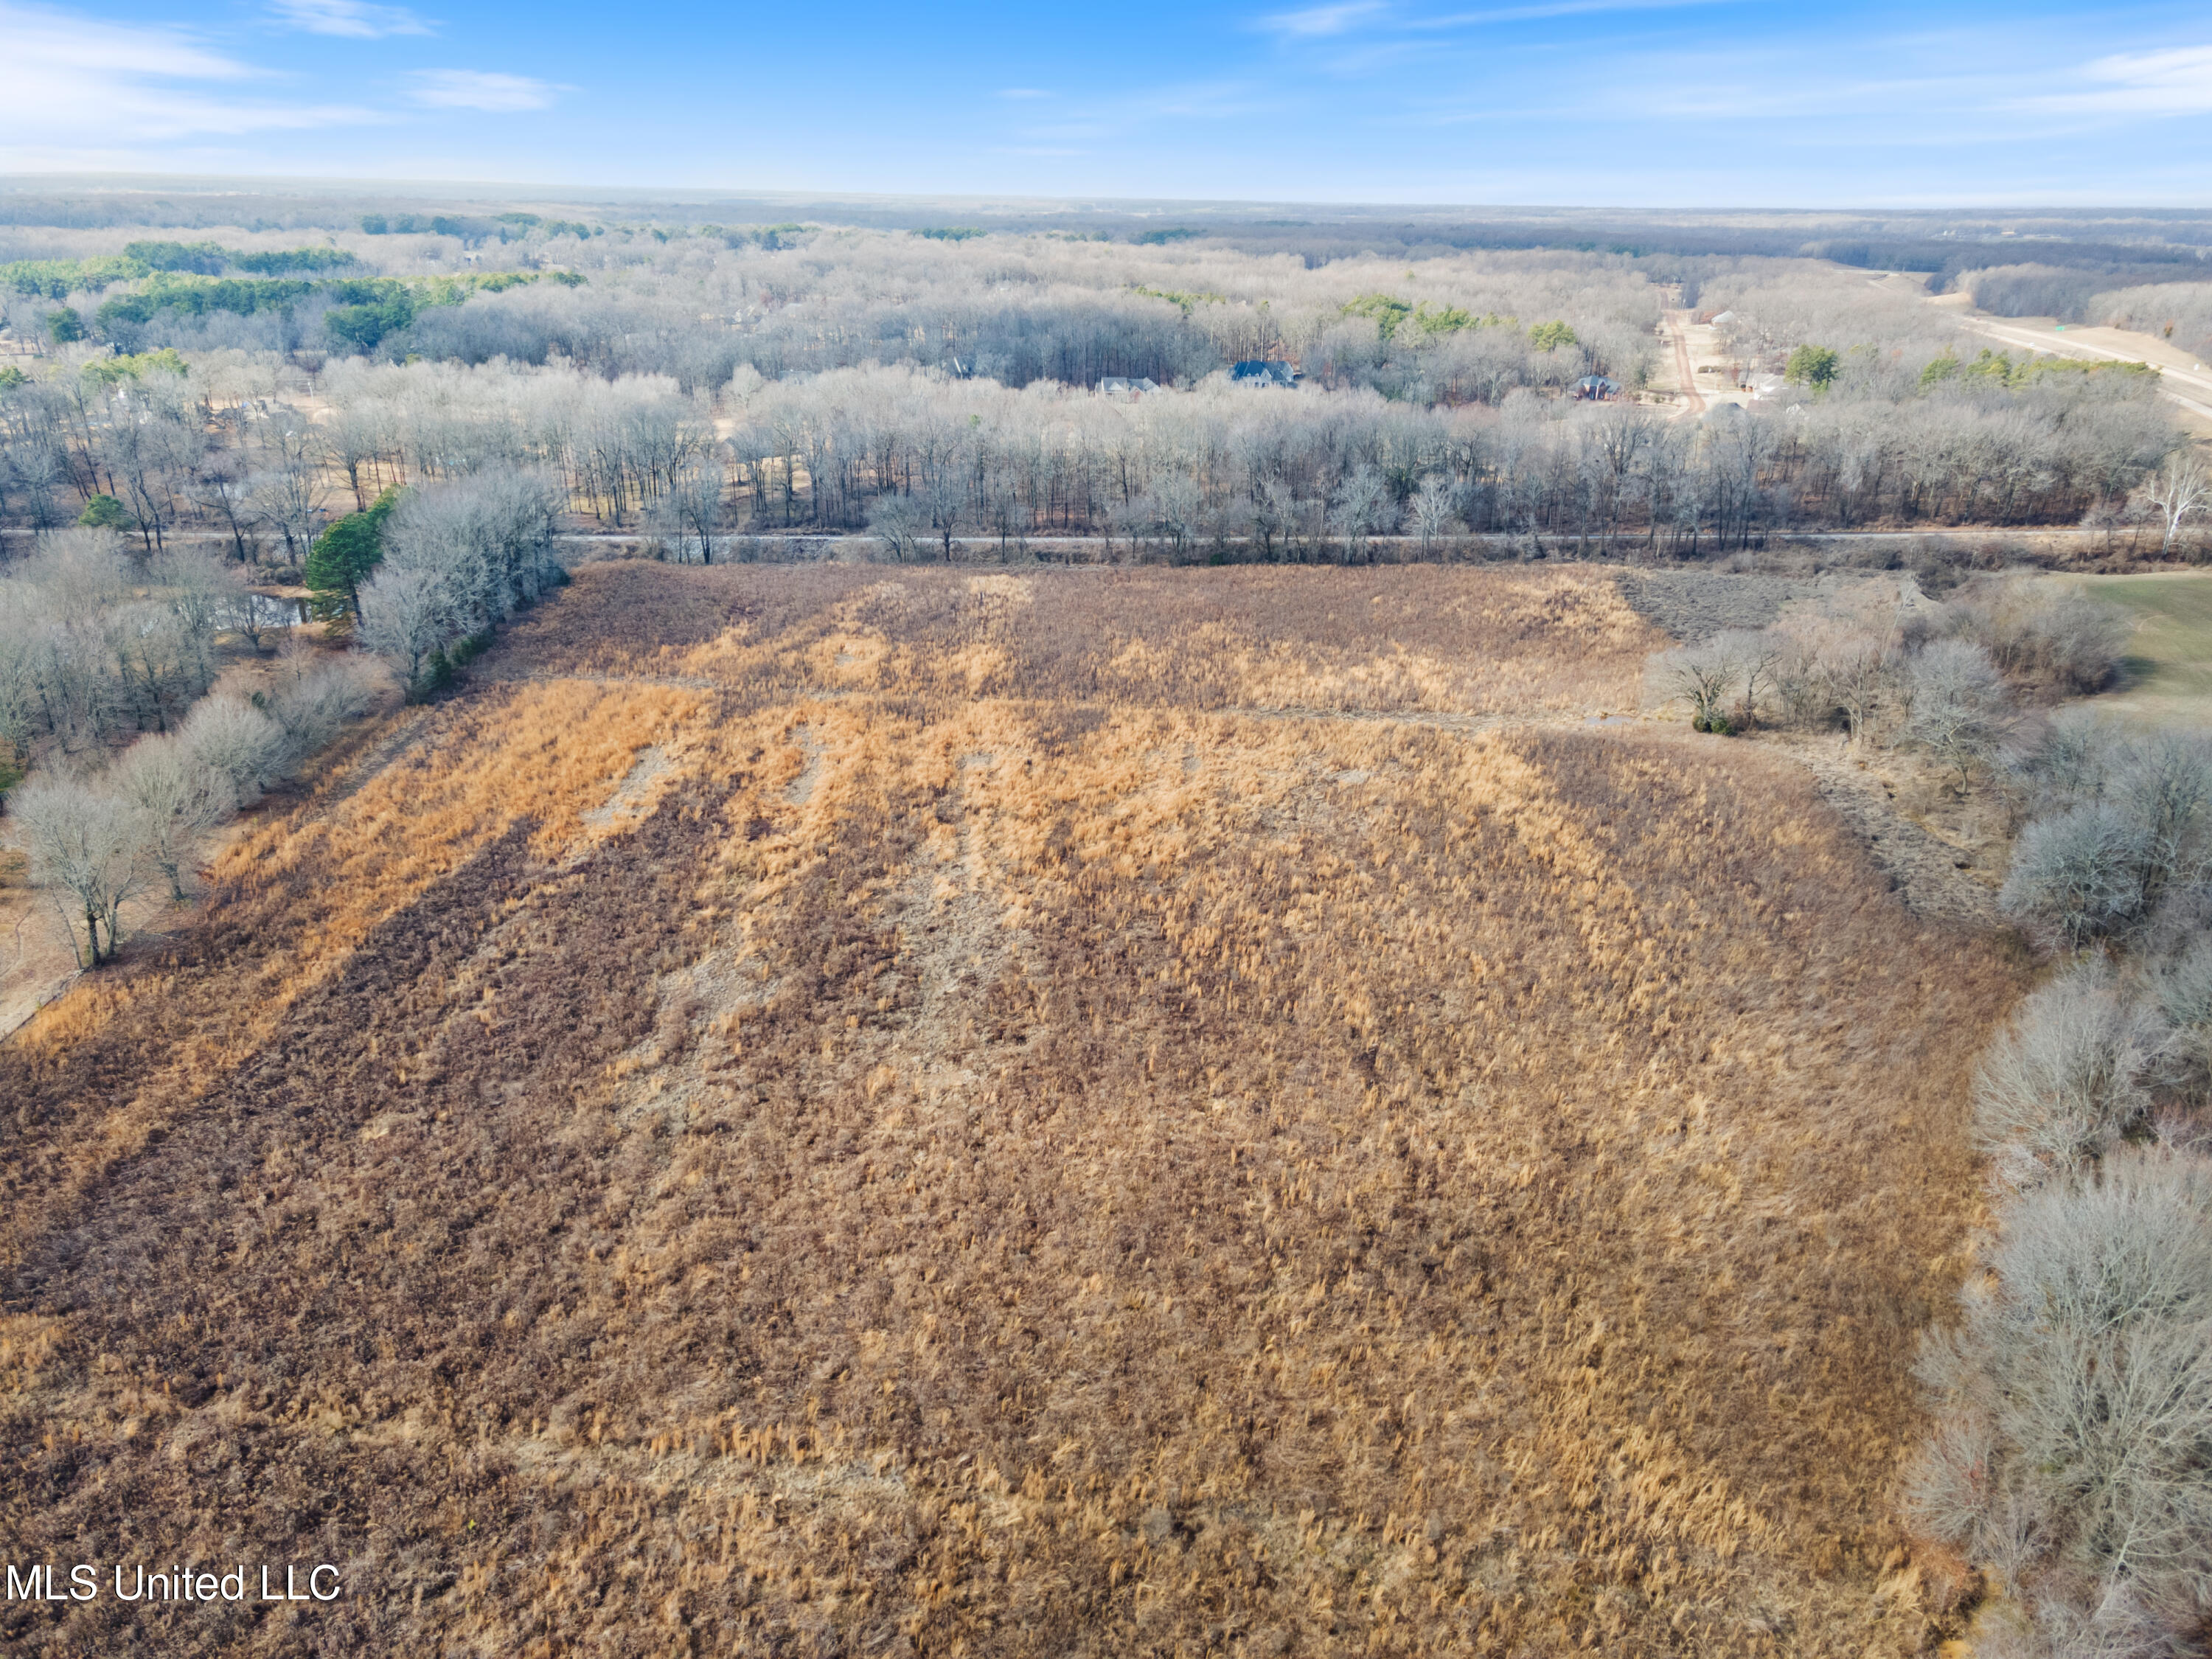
[3,217,2203,561]
[2,196,2210,1659]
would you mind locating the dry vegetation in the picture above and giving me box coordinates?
[1,563,2026,1657]
[495,563,1658,715]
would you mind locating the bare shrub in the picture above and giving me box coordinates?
[1907,637,2013,783]
[2001,804,2154,947]
[1910,1152,2212,1655]
[1647,630,1775,731]
[116,732,234,901]
[15,773,146,966]
[1972,960,2164,1189]
[181,694,288,805]
[2150,937,2212,1101]
[2001,728,2212,946]
[2110,728,2212,923]
[1947,577,2131,697]
[2008,705,2112,813]
[267,655,382,765]
[1804,619,1897,743]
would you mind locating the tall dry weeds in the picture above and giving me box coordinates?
[0,564,2021,1658]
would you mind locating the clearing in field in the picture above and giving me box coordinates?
[1,563,2021,1658]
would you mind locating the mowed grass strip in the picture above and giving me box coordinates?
[0,567,2021,1658]
[2072,569,2212,720]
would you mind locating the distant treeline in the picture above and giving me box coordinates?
[1,243,358,298]
[6,192,2212,268]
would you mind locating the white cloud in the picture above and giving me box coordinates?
[2047,44,2212,114]
[1412,0,1733,26]
[268,0,433,38]
[0,1,375,147]
[1259,1,1386,38]
[408,69,562,111]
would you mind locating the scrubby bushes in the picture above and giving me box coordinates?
[1999,719,2212,947]
[1644,574,2126,789]
[1971,961,2165,1189]
[1908,1150,2212,1653]
[1905,639,2013,783]
[1911,711,2212,1658]
[180,692,289,805]
[2152,939,2212,1102]
[15,655,381,966]
[1947,580,2130,695]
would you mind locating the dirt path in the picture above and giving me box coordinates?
[1663,309,1706,417]
[1781,738,2004,928]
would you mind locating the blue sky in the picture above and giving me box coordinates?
[1,0,2210,206]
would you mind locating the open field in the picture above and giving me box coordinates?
[2069,569,2212,723]
[1,563,2025,1657]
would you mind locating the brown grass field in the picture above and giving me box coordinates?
[0,563,2023,1658]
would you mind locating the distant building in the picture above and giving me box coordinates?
[1573,375,1621,400]
[1099,376,1161,397]
[1707,310,1738,327]
[1231,360,1299,387]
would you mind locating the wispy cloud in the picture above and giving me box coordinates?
[268,0,433,38]
[2035,44,2212,114]
[1411,0,1736,27]
[408,69,563,111]
[1259,1,1386,38]
[0,0,375,148]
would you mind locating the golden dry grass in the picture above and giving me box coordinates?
[496,562,1659,714]
[0,563,2020,1658]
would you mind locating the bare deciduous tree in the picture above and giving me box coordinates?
[16,774,146,966]
[866,491,928,563]
[1971,960,2165,1189]
[1907,637,2013,785]
[116,732,233,901]
[1407,475,1458,557]
[1907,1151,2212,1654]
[2138,448,2208,554]
[358,566,460,691]
[1328,465,1391,566]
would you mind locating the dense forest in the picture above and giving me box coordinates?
[1,213,2197,569]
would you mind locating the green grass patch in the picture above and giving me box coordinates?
[2075,571,2212,718]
